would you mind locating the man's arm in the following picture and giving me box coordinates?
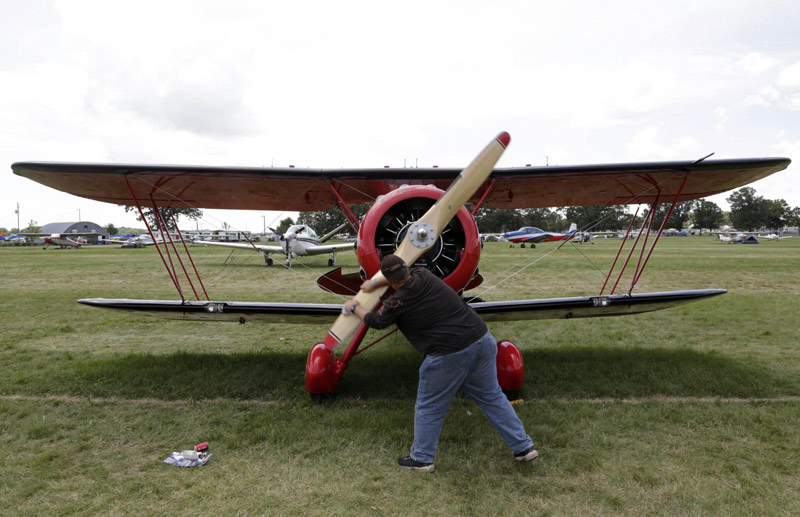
[345,284,402,330]
[345,299,369,321]
[359,276,389,293]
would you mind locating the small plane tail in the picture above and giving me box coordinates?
[567,223,577,234]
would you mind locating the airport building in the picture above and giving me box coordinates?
[40,221,108,243]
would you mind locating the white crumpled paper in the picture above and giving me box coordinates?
[162,451,212,467]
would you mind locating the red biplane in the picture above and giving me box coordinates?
[12,133,790,399]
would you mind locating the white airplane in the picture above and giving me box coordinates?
[718,232,745,243]
[46,234,89,248]
[760,233,791,241]
[18,232,90,248]
[194,223,354,267]
[107,235,167,248]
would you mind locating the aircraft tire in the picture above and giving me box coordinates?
[520,243,525,248]
[266,257,273,266]
[328,258,334,267]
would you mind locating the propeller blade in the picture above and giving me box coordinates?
[322,131,510,350]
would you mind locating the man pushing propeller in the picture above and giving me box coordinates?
[340,132,538,473]
[345,254,539,473]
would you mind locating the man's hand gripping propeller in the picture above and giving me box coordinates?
[323,132,511,350]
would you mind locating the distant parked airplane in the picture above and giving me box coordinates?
[505,223,578,248]
[760,233,791,241]
[40,234,88,248]
[107,235,167,248]
[718,232,745,243]
[195,223,353,267]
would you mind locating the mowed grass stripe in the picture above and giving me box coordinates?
[3,394,800,405]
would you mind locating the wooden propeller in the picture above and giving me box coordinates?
[322,132,511,350]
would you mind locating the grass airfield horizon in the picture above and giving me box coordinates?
[1,237,798,516]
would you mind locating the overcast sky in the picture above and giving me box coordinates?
[2,0,798,233]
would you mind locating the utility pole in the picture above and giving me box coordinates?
[262,215,266,235]
[15,202,20,231]
[78,208,81,222]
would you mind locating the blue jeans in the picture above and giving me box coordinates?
[410,331,534,463]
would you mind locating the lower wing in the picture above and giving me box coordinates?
[78,289,724,325]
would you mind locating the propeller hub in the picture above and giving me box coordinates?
[408,222,436,249]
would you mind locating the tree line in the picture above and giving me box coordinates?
[5,187,795,237]
[287,187,800,235]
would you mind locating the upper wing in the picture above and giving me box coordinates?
[194,240,283,254]
[302,242,355,256]
[12,157,790,211]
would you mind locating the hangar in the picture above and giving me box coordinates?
[40,221,108,244]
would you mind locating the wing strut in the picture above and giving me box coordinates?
[165,209,210,301]
[601,172,690,295]
[123,176,210,302]
[327,180,361,233]
[470,178,497,216]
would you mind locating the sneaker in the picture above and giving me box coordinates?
[397,455,435,473]
[514,446,539,462]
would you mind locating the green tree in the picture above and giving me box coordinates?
[766,199,790,230]
[276,217,294,234]
[521,208,564,231]
[641,201,696,230]
[690,200,724,232]
[296,206,368,236]
[473,208,525,233]
[124,206,203,232]
[104,223,119,235]
[563,205,632,231]
[727,187,769,231]
[24,219,40,233]
[785,206,800,227]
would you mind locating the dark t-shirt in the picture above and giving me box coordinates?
[363,268,488,356]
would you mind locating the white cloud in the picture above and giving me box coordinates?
[742,86,781,107]
[757,139,800,206]
[715,106,728,131]
[624,126,701,161]
[777,62,800,88]
[734,52,777,75]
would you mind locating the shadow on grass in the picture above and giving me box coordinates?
[6,345,797,401]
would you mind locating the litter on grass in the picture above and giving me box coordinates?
[163,442,211,467]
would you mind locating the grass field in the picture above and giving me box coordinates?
[1,237,798,516]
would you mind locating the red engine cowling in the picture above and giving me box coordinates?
[356,185,481,293]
